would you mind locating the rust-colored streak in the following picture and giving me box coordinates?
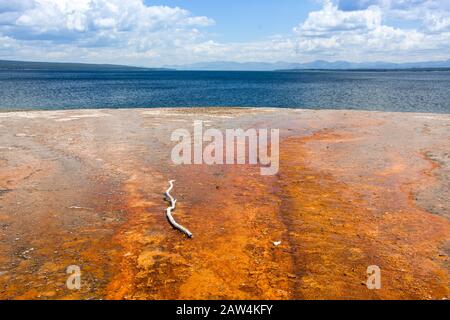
[277,132,449,299]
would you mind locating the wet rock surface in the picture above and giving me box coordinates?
[0,108,448,300]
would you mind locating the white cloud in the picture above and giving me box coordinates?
[288,0,450,62]
[424,11,450,32]
[0,0,216,65]
[338,0,450,32]
[297,0,382,36]
[1,0,214,40]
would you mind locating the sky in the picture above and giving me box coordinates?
[0,0,449,67]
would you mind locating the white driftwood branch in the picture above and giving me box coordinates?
[165,180,193,238]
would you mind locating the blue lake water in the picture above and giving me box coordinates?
[0,70,449,113]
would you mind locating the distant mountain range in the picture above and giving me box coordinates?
[1,59,449,72]
[0,60,169,71]
[167,59,450,71]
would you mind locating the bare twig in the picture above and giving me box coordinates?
[165,180,193,238]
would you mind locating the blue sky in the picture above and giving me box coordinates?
[0,0,449,66]
[144,0,321,42]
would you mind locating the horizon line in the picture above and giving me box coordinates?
[1,58,450,72]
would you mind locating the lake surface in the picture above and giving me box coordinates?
[0,70,449,113]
